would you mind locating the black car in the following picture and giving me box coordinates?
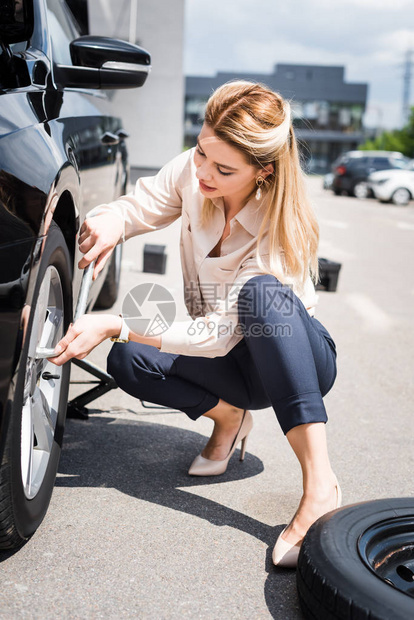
[332,150,408,198]
[0,0,150,548]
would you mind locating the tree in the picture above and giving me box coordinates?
[359,106,414,158]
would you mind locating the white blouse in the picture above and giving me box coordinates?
[87,148,318,358]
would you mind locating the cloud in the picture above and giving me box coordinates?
[337,0,412,8]
[184,0,414,129]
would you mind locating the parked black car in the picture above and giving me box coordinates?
[0,0,150,548]
[332,150,409,198]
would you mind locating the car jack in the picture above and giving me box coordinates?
[66,358,171,419]
[35,260,116,420]
[67,357,118,419]
[59,261,118,419]
[47,260,167,420]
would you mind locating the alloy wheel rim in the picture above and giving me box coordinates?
[393,189,410,205]
[21,265,64,499]
[354,183,368,199]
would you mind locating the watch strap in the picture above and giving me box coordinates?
[110,315,130,343]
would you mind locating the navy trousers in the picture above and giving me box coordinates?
[107,275,337,435]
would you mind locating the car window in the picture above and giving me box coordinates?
[370,157,394,170]
[334,154,349,166]
[46,0,80,65]
[392,158,410,169]
[349,157,367,170]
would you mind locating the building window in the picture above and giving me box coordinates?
[318,101,329,126]
[291,101,303,119]
[339,107,352,127]
[303,102,318,120]
[185,97,208,127]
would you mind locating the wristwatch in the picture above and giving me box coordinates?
[110,315,130,343]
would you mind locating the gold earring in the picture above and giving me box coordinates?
[256,176,264,201]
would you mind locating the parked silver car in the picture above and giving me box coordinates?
[367,160,414,205]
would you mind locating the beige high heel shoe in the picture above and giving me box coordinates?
[188,410,253,476]
[272,477,342,568]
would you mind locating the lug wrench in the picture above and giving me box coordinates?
[35,261,95,359]
[35,258,118,418]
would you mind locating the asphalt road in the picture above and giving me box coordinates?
[1,178,413,619]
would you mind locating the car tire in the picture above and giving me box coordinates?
[353,182,369,199]
[94,244,123,310]
[333,188,342,196]
[296,498,414,620]
[0,222,72,549]
[391,188,411,206]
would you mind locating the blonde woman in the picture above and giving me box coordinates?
[52,81,341,568]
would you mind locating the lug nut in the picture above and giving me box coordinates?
[42,372,60,380]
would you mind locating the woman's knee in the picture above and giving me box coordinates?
[319,353,337,397]
[238,274,295,325]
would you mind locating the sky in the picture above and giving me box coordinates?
[184,0,414,130]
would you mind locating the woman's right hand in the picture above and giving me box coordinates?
[77,212,124,280]
[49,314,122,366]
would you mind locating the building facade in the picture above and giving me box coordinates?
[88,0,185,172]
[185,64,368,174]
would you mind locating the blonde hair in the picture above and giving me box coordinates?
[202,80,319,286]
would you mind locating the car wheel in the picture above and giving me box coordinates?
[94,244,123,310]
[391,188,411,206]
[353,182,369,199]
[0,222,72,549]
[296,498,414,620]
[332,188,342,196]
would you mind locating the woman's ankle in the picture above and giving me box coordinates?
[302,473,338,501]
[203,401,244,425]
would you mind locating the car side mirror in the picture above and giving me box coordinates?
[0,0,34,45]
[54,36,151,90]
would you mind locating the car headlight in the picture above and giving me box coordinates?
[375,178,390,185]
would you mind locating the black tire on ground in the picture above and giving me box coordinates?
[0,222,72,549]
[297,498,414,620]
[333,188,342,196]
[94,244,123,310]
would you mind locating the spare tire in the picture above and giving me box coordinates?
[297,497,414,620]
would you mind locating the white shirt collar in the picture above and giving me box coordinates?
[210,193,268,237]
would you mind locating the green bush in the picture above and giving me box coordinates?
[359,106,414,158]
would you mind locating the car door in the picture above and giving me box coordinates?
[0,0,150,550]
[45,0,122,214]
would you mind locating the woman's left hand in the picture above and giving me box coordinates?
[49,314,121,366]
